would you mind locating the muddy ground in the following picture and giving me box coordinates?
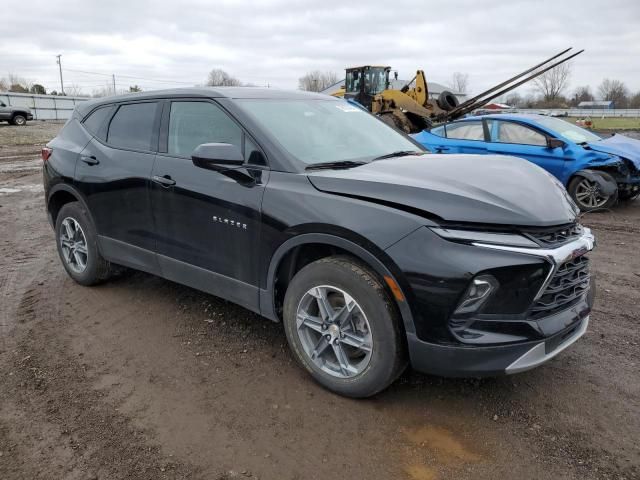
[0,121,638,480]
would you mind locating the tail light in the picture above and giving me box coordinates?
[41,147,52,162]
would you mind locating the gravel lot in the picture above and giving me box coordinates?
[0,121,638,480]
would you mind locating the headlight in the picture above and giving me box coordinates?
[431,227,539,248]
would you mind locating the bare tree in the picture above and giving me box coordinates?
[450,72,469,93]
[532,62,571,104]
[505,92,523,108]
[0,77,8,91]
[206,69,242,87]
[298,71,338,92]
[629,92,640,109]
[570,85,594,106]
[65,84,85,97]
[598,79,629,108]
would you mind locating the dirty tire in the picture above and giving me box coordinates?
[11,114,27,126]
[55,201,114,286]
[437,90,459,111]
[568,172,618,211]
[283,256,407,398]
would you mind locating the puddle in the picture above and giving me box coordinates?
[0,159,41,173]
[0,184,43,195]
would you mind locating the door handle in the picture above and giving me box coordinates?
[435,147,450,153]
[152,175,176,187]
[80,155,99,165]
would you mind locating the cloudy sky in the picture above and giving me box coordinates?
[2,0,639,97]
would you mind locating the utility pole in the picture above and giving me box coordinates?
[112,74,116,95]
[56,54,65,95]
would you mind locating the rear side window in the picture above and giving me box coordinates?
[168,101,242,157]
[445,121,484,141]
[107,102,158,151]
[82,106,114,140]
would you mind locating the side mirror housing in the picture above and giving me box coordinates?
[191,143,244,169]
[547,138,566,149]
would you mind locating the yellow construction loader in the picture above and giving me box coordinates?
[331,48,583,134]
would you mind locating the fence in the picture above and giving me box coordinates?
[0,91,89,120]
[511,108,640,118]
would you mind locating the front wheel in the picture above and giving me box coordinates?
[283,256,406,398]
[568,173,618,211]
[11,114,27,126]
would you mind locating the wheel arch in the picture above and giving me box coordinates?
[260,233,416,335]
[569,168,618,195]
[47,184,93,227]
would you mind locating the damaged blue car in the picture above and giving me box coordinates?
[413,114,640,211]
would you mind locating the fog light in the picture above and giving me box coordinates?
[454,275,498,315]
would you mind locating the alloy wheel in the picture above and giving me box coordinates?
[574,178,610,209]
[296,285,373,379]
[59,217,88,273]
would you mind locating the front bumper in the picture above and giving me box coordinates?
[27,113,34,120]
[408,315,589,377]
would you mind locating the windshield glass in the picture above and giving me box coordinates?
[237,99,423,165]
[535,116,602,143]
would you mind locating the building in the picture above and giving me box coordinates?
[320,78,467,103]
[578,101,614,109]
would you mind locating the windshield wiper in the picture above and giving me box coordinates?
[305,160,367,171]
[372,150,426,161]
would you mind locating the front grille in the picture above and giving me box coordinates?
[530,255,590,319]
[523,223,583,248]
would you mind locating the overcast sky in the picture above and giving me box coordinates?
[2,0,639,97]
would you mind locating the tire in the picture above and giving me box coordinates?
[283,256,407,398]
[11,114,27,126]
[436,90,459,111]
[568,173,618,211]
[55,202,114,285]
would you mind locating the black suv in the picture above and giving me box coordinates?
[43,88,595,397]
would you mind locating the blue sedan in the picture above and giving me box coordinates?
[412,114,640,211]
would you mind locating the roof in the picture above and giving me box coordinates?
[76,87,332,116]
[459,113,550,122]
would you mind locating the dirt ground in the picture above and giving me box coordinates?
[0,121,638,480]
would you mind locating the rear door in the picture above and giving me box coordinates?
[485,119,570,179]
[425,120,488,154]
[150,99,269,310]
[75,101,161,268]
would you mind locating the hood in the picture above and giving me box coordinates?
[586,134,640,169]
[307,155,578,227]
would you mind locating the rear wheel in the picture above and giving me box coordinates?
[283,256,406,398]
[11,114,27,126]
[55,202,115,285]
[568,174,618,211]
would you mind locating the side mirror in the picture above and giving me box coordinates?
[191,143,244,169]
[547,138,566,149]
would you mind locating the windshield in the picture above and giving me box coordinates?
[237,99,423,166]
[535,116,602,143]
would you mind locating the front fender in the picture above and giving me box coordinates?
[259,232,417,335]
[573,169,618,195]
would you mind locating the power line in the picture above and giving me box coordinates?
[62,67,195,85]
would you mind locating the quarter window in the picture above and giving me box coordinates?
[107,102,158,151]
[168,101,242,157]
[83,105,114,140]
[495,121,547,146]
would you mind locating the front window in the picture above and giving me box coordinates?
[493,121,547,146]
[534,116,602,144]
[363,68,388,95]
[238,99,423,166]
